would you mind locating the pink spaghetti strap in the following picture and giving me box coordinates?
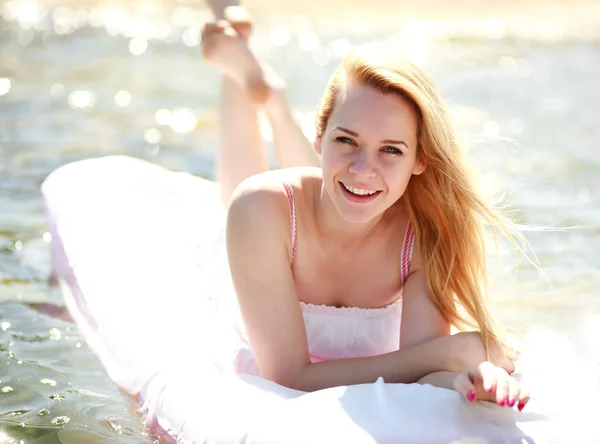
[282,180,412,276]
[401,221,415,285]
[282,182,297,264]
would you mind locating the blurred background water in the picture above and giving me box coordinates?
[1,0,600,442]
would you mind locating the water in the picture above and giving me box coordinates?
[1,1,600,442]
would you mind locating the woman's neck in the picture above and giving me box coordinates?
[313,182,395,251]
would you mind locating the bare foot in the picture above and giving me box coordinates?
[224,6,253,42]
[205,0,238,20]
[201,20,271,104]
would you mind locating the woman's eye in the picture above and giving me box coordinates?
[382,146,402,155]
[335,137,354,145]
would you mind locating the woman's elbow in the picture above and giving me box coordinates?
[262,363,312,392]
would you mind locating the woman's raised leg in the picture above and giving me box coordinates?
[202,3,320,205]
[202,16,269,207]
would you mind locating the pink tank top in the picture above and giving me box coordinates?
[282,182,414,281]
[234,182,415,375]
[282,181,414,362]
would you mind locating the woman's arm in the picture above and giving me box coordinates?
[416,371,457,390]
[400,248,516,374]
[226,178,462,392]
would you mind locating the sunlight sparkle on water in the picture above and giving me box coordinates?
[182,27,200,47]
[298,32,320,52]
[270,26,291,46]
[169,108,197,134]
[0,431,15,444]
[3,0,42,30]
[0,78,11,96]
[328,38,352,59]
[114,90,131,107]
[52,7,84,35]
[48,328,61,340]
[483,121,500,138]
[144,129,162,144]
[50,416,70,426]
[155,109,171,125]
[102,7,128,36]
[87,8,104,28]
[121,16,158,39]
[68,90,95,109]
[170,6,203,29]
[391,22,431,66]
[129,37,148,55]
[313,48,331,66]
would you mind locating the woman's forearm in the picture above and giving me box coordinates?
[290,335,456,392]
[416,371,458,391]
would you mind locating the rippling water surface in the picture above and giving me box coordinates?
[1,1,600,441]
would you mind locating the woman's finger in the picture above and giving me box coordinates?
[506,375,520,408]
[476,361,498,395]
[517,382,531,412]
[494,367,510,406]
[453,371,478,402]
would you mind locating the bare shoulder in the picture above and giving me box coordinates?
[227,167,321,261]
[227,172,288,238]
[229,166,321,210]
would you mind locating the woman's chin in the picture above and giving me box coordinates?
[336,204,382,226]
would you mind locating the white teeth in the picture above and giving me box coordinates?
[342,183,378,196]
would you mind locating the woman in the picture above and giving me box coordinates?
[202,4,527,409]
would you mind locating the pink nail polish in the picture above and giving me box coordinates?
[518,402,525,412]
[485,385,494,394]
[467,390,475,402]
[498,398,506,407]
[508,398,516,407]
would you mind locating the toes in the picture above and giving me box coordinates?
[224,6,252,24]
[201,21,238,49]
[201,20,230,36]
[202,21,224,33]
[225,7,253,41]
[230,22,252,42]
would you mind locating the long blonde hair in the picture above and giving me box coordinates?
[316,47,529,354]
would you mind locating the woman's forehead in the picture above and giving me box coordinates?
[328,84,419,139]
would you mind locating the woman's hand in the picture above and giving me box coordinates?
[453,361,530,411]
[450,331,520,375]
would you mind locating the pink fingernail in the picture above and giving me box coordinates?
[485,385,494,393]
[498,398,506,407]
[466,390,476,402]
[508,398,516,407]
[518,402,526,412]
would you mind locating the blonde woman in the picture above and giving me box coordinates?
[202,6,526,409]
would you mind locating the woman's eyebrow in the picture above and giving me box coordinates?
[334,126,408,148]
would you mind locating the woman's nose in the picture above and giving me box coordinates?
[348,152,377,178]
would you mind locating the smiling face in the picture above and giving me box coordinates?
[315,81,424,225]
